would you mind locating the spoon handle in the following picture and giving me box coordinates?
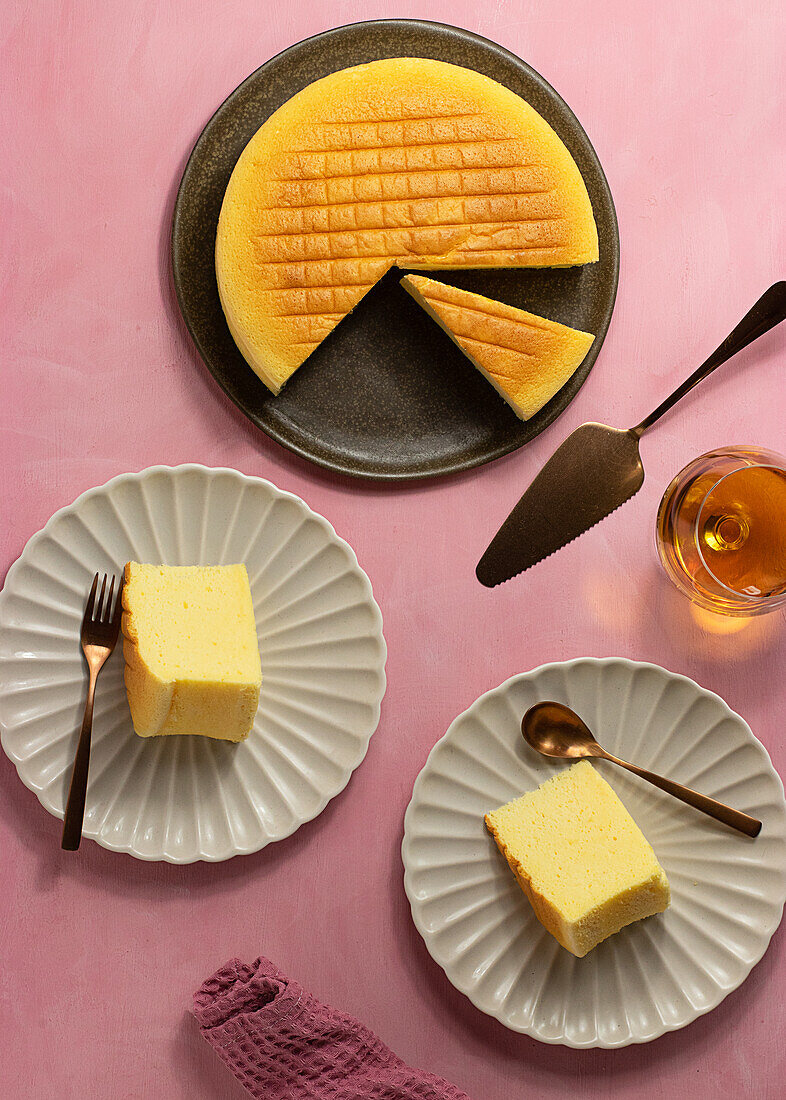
[631,281,786,437]
[602,752,762,837]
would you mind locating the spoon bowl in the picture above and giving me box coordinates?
[522,701,603,759]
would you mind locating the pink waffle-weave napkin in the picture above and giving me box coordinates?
[193,956,471,1100]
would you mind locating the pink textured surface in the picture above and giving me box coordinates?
[193,956,469,1098]
[1,2,785,1098]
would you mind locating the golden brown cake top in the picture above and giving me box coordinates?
[400,274,595,419]
[216,58,599,393]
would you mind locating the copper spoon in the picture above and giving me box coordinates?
[522,701,761,837]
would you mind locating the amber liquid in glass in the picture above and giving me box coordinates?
[657,449,786,615]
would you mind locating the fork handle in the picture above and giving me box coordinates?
[61,667,98,850]
[602,751,762,837]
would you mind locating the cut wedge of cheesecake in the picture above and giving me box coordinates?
[485,761,670,957]
[216,57,599,394]
[122,563,261,742]
[400,274,595,419]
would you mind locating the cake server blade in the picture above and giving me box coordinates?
[476,424,643,586]
[476,281,786,587]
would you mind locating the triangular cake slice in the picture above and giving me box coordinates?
[216,57,599,394]
[400,274,595,420]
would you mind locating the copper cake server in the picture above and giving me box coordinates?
[477,281,786,587]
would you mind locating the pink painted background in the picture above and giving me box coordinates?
[2,1,785,1097]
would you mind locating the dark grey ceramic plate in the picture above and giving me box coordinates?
[172,19,619,481]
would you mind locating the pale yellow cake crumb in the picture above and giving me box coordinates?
[122,563,261,742]
[485,761,670,956]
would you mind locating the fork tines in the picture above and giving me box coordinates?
[82,572,123,636]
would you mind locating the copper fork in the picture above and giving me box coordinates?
[61,572,123,851]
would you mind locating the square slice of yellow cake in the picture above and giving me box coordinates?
[121,563,261,742]
[400,274,595,420]
[485,761,670,957]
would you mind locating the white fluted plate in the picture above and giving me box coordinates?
[402,658,786,1047]
[0,465,386,862]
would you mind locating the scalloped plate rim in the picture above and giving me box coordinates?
[401,656,786,1048]
[0,463,387,863]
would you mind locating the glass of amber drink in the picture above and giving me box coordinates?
[656,447,786,616]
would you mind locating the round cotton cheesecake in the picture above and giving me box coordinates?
[215,57,599,394]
